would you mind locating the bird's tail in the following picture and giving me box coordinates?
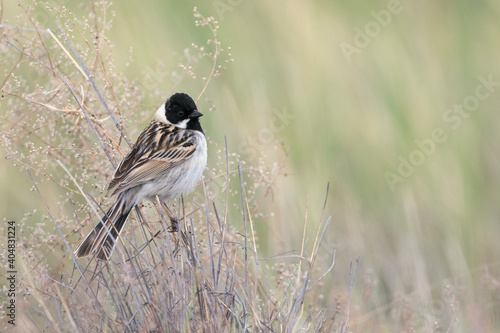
[75,196,133,260]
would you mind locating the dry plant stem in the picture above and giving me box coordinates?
[77,131,107,176]
[242,175,260,303]
[57,159,111,239]
[70,198,82,229]
[0,52,23,89]
[181,195,189,234]
[6,89,124,159]
[319,182,330,224]
[47,29,88,79]
[306,247,336,293]
[292,219,332,326]
[155,196,183,291]
[299,194,310,278]
[57,26,132,148]
[195,11,220,104]
[201,175,216,285]
[18,124,84,168]
[340,257,360,333]
[0,91,41,129]
[5,39,117,168]
[58,160,132,265]
[213,135,230,288]
[212,203,224,284]
[132,205,158,260]
[445,311,458,333]
[0,24,46,32]
[251,149,290,215]
[287,183,332,328]
[311,182,330,258]
[54,283,79,331]
[44,27,131,156]
[158,198,179,231]
[238,165,249,308]
[81,103,126,155]
[19,259,61,332]
[19,3,54,69]
[223,136,230,225]
[189,216,202,268]
[55,7,127,125]
[26,169,100,304]
[5,154,80,195]
[127,253,154,305]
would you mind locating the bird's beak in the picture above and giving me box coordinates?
[189,110,203,118]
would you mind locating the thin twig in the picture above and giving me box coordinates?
[340,256,360,333]
[291,218,331,327]
[56,26,132,148]
[5,39,117,167]
[238,165,249,307]
[26,169,99,306]
[195,11,220,104]
[202,174,216,285]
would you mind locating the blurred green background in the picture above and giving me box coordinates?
[2,0,500,330]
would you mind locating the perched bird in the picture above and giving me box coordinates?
[75,93,207,260]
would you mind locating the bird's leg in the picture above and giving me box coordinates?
[159,200,179,232]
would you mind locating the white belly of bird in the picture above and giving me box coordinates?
[141,131,207,202]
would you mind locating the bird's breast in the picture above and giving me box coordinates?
[143,131,207,202]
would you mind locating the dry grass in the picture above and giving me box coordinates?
[0,3,339,332]
[3,1,500,332]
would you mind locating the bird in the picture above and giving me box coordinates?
[75,93,207,260]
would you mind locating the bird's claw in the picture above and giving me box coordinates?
[168,216,179,232]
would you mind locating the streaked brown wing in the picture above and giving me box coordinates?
[108,121,196,195]
[107,145,142,191]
